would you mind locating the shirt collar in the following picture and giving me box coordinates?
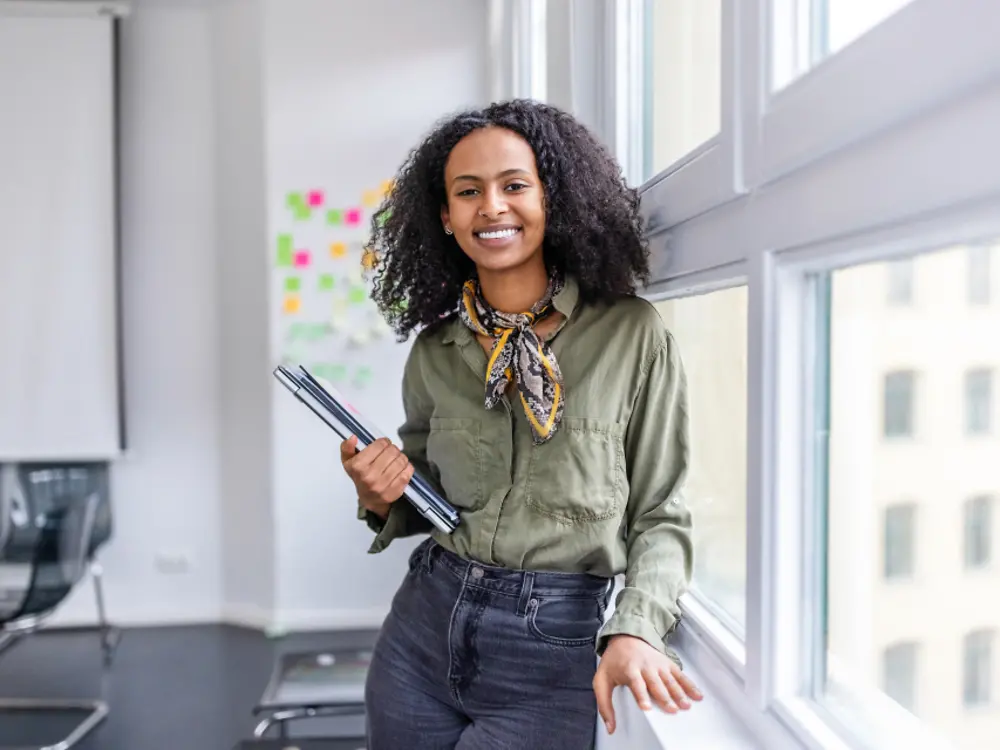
[441,274,580,345]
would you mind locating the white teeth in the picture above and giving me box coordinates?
[477,228,519,240]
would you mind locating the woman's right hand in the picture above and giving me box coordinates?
[340,435,414,520]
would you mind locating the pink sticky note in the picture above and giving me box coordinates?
[307,190,324,207]
[294,250,311,268]
[345,207,362,227]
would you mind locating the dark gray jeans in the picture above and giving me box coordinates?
[365,538,612,749]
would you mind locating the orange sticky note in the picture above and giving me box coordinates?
[380,179,393,196]
[362,190,381,208]
[283,294,301,314]
[330,242,347,258]
[361,246,378,270]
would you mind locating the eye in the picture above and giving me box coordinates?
[456,188,479,197]
[505,182,530,192]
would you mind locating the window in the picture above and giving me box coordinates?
[886,258,914,305]
[964,630,993,707]
[644,0,721,178]
[652,286,747,631]
[882,642,919,713]
[883,504,916,580]
[773,0,917,90]
[883,371,915,438]
[822,244,1000,749]
[965,369,993,436]
[964,496,993,570]
[968,245,993,305]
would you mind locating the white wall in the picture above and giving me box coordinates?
[53,4,223,625]
[211,0,276,628]
[262,0,491,628]
[49,0,491,630]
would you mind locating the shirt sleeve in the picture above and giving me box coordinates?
[595,330,693,666]
[359,338,436,553]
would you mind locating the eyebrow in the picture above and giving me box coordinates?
[451,168,532,183]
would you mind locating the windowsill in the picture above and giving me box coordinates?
[595,650,763,750]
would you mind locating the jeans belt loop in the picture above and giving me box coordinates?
[516,571,535,617]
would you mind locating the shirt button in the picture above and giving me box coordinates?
[471,567,484,579]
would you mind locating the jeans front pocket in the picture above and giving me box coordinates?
[525,417,625,522]
[425,417,483,510]
[527,595,604,648]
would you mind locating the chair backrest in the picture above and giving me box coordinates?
[0,462,111,625]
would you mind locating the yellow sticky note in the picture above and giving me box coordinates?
[330,242,347,259]
[362,189,381,208]
[283,294,301,314]
[380,179,393,196]
[361,246,378,270]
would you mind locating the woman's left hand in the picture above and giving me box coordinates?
[593,634,703,734]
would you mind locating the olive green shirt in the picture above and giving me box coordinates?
[359,276,693,659]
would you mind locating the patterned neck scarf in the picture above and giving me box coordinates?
[459,274,565,444]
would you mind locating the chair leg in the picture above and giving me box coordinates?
[90,561,120,665]
[0,697,108,750]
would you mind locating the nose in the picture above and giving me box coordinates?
[478,186,507,219]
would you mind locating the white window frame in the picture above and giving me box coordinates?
[742,0,1000,186]
[635,0,743,231]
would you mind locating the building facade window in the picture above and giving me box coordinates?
[968,245,993,305]
[963,630,994,707]
[883,370,916,438]
[965,368,993,435]
[883,503,916,580]
[964,496,994,569]
[882,642,919,713]
[887,257,914,305]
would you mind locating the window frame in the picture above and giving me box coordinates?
[741,0,1000,187]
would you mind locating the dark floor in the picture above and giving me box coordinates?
[0,624,379,750]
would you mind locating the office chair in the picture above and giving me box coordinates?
[0,462,118,750]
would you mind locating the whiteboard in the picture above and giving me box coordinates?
[0,15,120,459]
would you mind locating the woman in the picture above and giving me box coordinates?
[340,99,701,749]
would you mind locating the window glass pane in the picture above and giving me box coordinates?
[964,496,994,570]
[645,0,721,179]
[652,286,747,630]
[822,242,1000,748]
[965,369,994,436]
[969,245,995,305]
[772,0,916,91]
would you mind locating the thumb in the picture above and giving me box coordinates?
[594,669,616,735]
[340,435,358,464]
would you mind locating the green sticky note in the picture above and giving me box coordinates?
[348,285,367,304]
[276,247,293,266]
[318,273,335,291]
[277,233,293,254]
[375,209,390,227]
[285,276,300,292]
[331,364,347,382]
[294,204,311,221]
[286,192,303,209]
[355,365,373,382]
[326,209,343,225]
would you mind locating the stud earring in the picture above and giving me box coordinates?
[444,226,453,235]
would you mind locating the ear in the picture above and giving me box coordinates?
[440,205,451,234]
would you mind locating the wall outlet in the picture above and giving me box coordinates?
[154,551,192,574]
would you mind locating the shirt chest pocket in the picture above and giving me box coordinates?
[525,417,626,523]
[425,417,483,510]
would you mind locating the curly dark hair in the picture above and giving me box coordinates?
[367,98,650,339]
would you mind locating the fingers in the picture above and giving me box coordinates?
[339,435,358,464]
[627,670,651,712]
[593,670,616,735]
[644,668,678,714]
[672,669,703,702]
[386,461,415,499]
[343,437,411,504]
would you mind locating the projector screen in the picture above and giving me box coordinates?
[0,14,121,459]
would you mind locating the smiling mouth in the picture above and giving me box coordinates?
[474,227,521,240]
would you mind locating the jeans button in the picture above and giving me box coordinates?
[471,567,484,579]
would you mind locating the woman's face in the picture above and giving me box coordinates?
[441,127,546,275]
